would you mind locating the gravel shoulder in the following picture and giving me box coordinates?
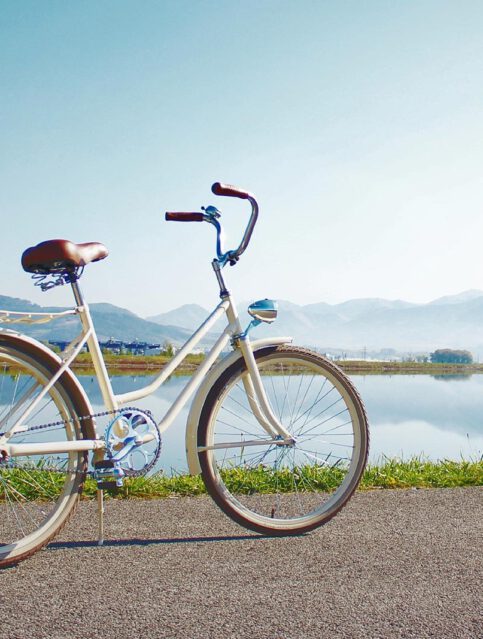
[1,487,482,639]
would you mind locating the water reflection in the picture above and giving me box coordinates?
[78,372,483,472]
[431,374,473,381]
[353,374,483,462]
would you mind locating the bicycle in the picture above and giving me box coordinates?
[0,182,369,568]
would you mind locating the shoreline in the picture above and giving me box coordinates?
[71,355,483,376]
[336,360,483,375]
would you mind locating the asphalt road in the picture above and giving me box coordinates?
[1,487,481,639]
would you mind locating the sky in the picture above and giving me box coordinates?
[1,1,483,317]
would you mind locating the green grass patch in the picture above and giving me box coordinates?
[82,472,207,499]
[71,351,205,376]
[104,458,482,498]
[1,458,481,502]
[360,457,483,489]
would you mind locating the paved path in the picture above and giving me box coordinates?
[1,487,481,639]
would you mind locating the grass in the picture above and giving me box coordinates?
[2,458,480,502]
[71,351,205,376]
[93,458,482,498]
[360,457,483,489]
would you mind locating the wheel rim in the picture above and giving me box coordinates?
[201,351,368,531]
[0,350,84,561]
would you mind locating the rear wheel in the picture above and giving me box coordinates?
[198,346,369,535]
[0,337,90,568]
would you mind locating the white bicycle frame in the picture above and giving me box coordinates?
[0,281,293,471]
[0,184,296,473]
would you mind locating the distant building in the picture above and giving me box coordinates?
[49,338,161,355]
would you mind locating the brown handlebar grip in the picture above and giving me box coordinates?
[211,182,251,200]
[165,212,204,222]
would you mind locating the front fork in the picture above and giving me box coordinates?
[236,336,294,442]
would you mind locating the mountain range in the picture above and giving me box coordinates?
[2,290,483,357]
[149,289,483,357]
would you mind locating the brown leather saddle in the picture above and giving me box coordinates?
[22,239,109,275]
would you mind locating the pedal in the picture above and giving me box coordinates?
[96,481,119,491]
[93,459,125,488]
[94,460,116,470]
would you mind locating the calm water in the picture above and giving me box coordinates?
[80,372,483,473]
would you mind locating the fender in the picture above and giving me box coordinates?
[0,328,97,440]
[185,336,292,475]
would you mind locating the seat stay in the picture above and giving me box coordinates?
[0,325,93,442]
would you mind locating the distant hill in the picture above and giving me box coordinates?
[428,290,483,306]
[147,304,209,331]
[0,295,198,346]
[3,290,483,358]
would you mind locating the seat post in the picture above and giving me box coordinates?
[70,279,85,308]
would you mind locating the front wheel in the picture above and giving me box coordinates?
[198,346,369,535]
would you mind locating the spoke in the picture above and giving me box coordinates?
[269,374,282,421]
[291,383,334,431]
[291,374,315,426]
[0,475,39,535]
[26,395,59,428]
[218,446,277,469]
[279,365,290,422]
[290,446,304,517]
[1,476,27,537]
[215,418,265,439]
[226,385,258,416]
[0,474,15,532]
[299,407,350,439]
[298,433,355,450]
[299,447,352,465]
[0,378,41,431]
[321,418,354,435]
[217,407,264,432]
[296,395,345,436]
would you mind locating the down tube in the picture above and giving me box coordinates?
[115,300,230,406]
[157,330,232,434]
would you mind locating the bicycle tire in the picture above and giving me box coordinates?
[0,334,92,568]
[198,345,369,535]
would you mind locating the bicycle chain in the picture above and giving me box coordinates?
[0,407,159,478]
[14,406,148,434]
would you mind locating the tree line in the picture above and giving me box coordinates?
[430,349,473,364]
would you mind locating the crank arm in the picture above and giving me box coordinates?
[110,432,156,462]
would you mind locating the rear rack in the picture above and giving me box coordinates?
[0,309,78,325]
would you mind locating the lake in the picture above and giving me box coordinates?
[80,371,483,473]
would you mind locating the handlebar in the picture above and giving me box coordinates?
[211,182,251,200]
[165,212,204,222]
[165,182,259,267]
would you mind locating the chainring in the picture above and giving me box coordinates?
[104,408,162,477]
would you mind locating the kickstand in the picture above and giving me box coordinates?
[97,489,105,546]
